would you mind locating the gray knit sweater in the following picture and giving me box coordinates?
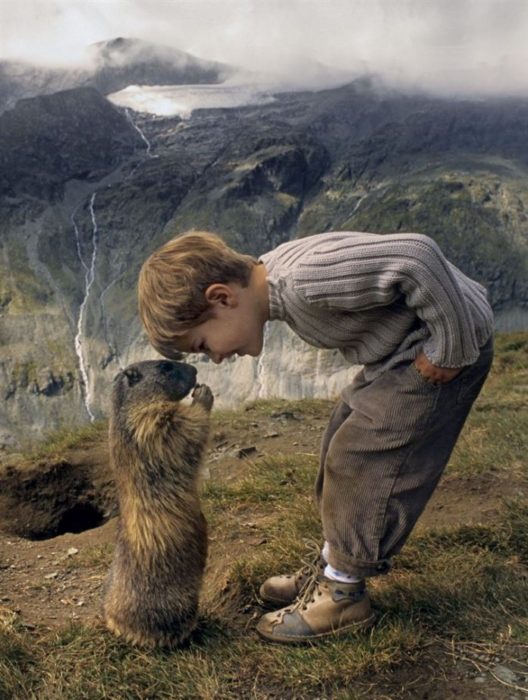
[259,232,494,382]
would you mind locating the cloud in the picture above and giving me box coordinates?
[0,0,527,96]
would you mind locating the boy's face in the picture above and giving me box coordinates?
[172,281,267,364]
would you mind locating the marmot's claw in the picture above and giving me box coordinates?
[191,383,214,411]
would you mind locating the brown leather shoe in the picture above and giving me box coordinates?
[256,576,375,644]
[259,556,325,607]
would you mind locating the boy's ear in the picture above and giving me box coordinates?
[204,283,238,308]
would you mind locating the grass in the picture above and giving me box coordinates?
[446,332,528,479]
[1,332,527,699]
[16,421,107,462]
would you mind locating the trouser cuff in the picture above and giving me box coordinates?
[326,545,391,578]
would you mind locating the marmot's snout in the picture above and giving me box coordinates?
[158,360,197,396]
[115,360,197,403]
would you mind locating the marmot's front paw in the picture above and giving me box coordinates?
[191,384,214,412]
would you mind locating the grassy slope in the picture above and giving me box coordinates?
[298,163,528,313]
[0,333,527,700]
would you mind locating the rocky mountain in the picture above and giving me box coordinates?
[0,38,234,113]
[1,75,528,447]
[0,87,142,201]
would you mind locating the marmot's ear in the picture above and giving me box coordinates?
[123,367,142,386]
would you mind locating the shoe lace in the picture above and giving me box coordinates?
[296,536,321,570]
[285,539,324,614]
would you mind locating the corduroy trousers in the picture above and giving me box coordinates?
[315,337,494,579]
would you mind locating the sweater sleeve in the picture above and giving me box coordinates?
[292,232,481,367]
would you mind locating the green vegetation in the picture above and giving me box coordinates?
[0,241,51,314]
[447,332,528,478]
[298,168,528,311]
[10,360,39,387]
[1,333,527,698]
[18,421,107,461]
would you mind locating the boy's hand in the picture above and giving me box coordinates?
[413,352,463,385]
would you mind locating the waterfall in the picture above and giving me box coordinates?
[125,108,154,158]
[72,193,99,421]
[350,193,367,215]
[255,323,271,398]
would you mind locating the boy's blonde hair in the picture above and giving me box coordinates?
[138,230,257,359]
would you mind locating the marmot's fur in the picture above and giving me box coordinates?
[102,359,213,648]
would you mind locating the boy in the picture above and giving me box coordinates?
[138,229,494,644]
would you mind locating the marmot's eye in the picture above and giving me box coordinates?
[124,368,142,386]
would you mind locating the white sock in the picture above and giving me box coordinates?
[321,541,330,562]
[321,541,362,583]
[324,564,363,584]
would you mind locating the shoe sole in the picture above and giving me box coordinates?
[256,613,376,644]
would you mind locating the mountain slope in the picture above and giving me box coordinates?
[1,80,528,445]
[0,37,234,113]
[0,87,142,201]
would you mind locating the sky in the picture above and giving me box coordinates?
[1,0,528,96]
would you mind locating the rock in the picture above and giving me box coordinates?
[271,410,303,422]
[0,430,19,452]
[491,664,519,684]
[236,446,257,459]
[67,547,79,556]
[19,622,36,631]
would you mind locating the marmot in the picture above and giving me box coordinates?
[102,359,213,648]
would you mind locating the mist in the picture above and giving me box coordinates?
[1,0,528,97]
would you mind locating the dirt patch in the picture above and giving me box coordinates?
[420,471,526,530]
[0,519,116,628]
[359,652,528,700]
